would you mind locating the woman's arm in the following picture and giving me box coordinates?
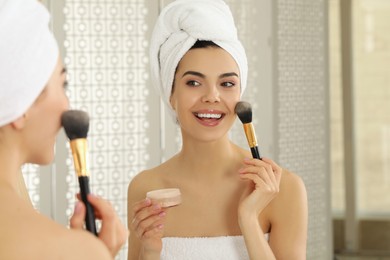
[239,213,276,260]
[267,170,308,259]
[238,158,308,260]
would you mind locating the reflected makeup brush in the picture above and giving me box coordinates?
[61,110,97,236]
[235,101,262,160]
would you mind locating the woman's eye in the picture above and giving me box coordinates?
[222,81,235,88]
[63,80,69,89]
[186,80,200,87]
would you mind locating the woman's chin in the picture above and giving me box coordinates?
[30,152,55,166]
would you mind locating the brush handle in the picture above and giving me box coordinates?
[78,176,97,236]
[251,146,261,160]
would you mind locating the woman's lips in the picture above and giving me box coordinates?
[193,111,225,127]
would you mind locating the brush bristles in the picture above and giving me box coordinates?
[61,110,90,140]
[235,101,252,124]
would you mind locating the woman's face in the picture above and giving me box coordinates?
[170,46,241,142]
[23,57,69,164]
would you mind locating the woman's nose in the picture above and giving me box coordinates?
[201,85,220,103]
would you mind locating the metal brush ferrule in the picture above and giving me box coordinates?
[243,123,258,148]
[69,138,89,177]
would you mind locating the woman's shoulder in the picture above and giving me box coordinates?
[54,228,112,259]
[0,201,111,260]
[39,224,112,259]
[269,167,307,214]
[128,157,178,202]
[128,161,170,189]
[280,168,306,192]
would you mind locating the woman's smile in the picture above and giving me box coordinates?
[193,109,225,127]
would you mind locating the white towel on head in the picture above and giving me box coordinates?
[149,0,248,120]
[0,0,58,127]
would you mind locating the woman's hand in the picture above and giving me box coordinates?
[238,157,282,219]
[70,194,128,257]
[130,198,166,256]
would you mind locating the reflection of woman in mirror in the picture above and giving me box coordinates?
[127,0,307,259]
[0,0,127,258]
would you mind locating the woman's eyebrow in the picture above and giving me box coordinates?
[182,71,238,79]
[219,72,238,78]
[61,67,67,74]
[182,71,205,78]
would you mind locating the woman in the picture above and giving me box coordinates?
[0,0,127,259]
[128,0,307,259]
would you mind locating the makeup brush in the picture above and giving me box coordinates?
[235,101,261,160]
[61,110,97,236]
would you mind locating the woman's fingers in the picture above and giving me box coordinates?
[242,157,274,171]
[239,157,283,194]
[142,224,164,239]
[239,165,272,183]
[238,158,283,216]
[261,157,283,182]
[240,158,281,184]
[69,201,86,230]
[239,172,279,192]
[133,198,152,214]
[240,163,273,184]
[128,198,166,254]
[75,193,118,219]
[71,193,128,257]
[130,198,166,241]
[87,193,115,218]
[86,194,128,257]
[134,211,166,238]
[239,172,267,187]
[131,202,163,228]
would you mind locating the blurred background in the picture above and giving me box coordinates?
[23,0,389,259]
[330,0,390,259]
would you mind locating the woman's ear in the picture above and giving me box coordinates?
[10,113,27,130]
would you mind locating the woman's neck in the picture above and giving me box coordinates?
[0,144,32,204]
[177,135,244,180]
